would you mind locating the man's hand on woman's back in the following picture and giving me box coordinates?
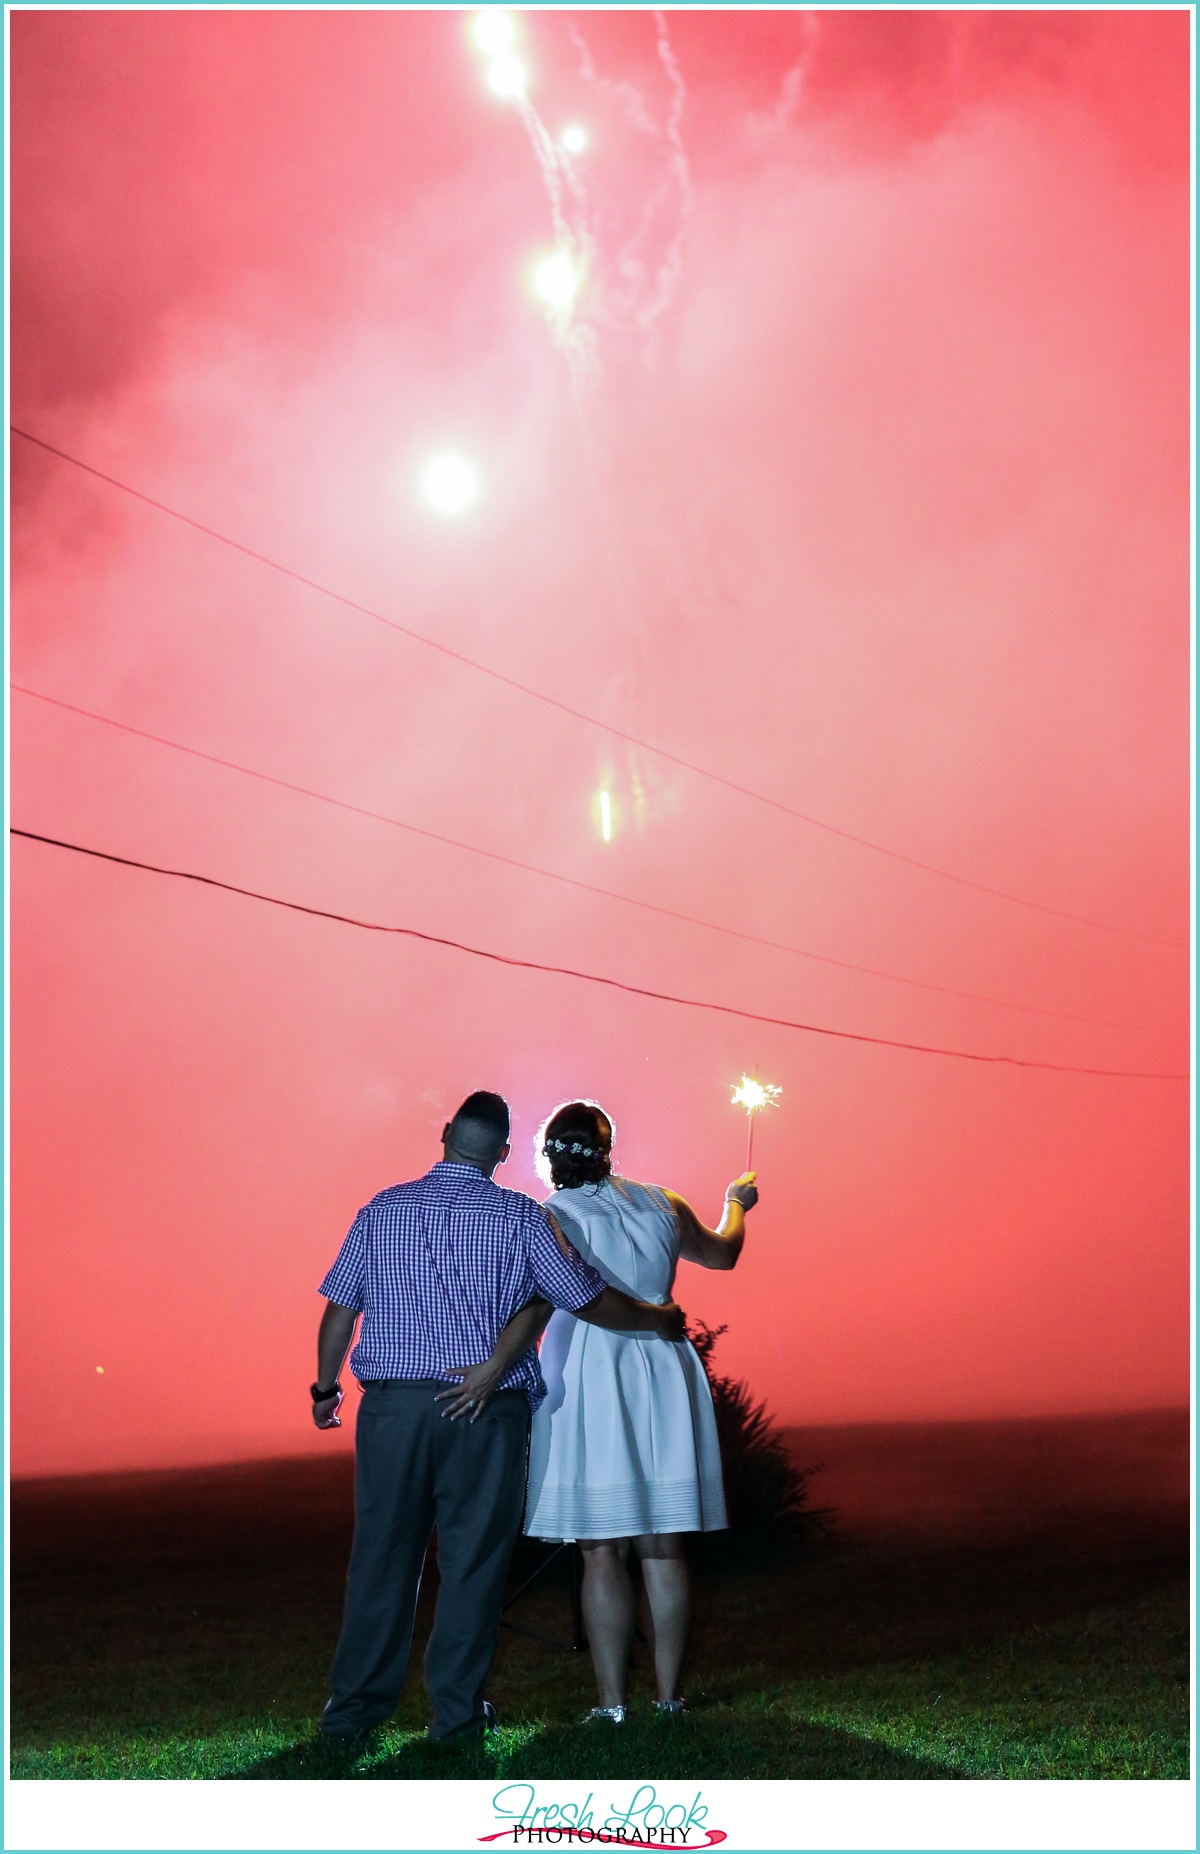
[654,1299,687,1342]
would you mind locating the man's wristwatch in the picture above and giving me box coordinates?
[311,1380,342,1402]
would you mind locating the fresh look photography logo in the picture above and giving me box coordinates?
[480,1785,727,1847]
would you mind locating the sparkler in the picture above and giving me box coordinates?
[731,1070,781,1171]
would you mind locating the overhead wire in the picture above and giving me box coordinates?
[13,683,1161,1034]
[14,679,1171,1032]
[11,424,1186,953]
[10,827,1188,1082]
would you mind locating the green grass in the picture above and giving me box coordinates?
[10,1471,1189,1780]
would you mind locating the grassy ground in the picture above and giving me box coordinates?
[10,1447,1190,1781]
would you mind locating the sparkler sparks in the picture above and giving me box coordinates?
[732,1072,781,1169]
[732,1075,777,1113]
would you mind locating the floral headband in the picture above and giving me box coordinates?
[544,1137,608,1158]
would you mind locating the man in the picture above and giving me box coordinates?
[313,1090,686,1743]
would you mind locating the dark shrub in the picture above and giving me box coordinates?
[689,1320,828,1539]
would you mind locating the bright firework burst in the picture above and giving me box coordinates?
[472,10,514,56]
[486,52,526,97]
[420,453,478,516]
[534,249,581,314]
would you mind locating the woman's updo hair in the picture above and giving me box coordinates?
[537,1100,614,1191]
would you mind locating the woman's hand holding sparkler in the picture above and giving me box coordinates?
[724,1172,759,1212]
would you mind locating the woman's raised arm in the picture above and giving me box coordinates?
[668,1173,758,1271]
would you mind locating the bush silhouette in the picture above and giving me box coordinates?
[689,1320,826,1537]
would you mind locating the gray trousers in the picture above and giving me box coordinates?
[323,1379,530,1740]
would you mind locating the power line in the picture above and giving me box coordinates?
[13,682,1159,1034]
[12,423,1185,953]
[11,827,1187,1081]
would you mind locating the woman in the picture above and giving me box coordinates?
[524,1099,757,1722]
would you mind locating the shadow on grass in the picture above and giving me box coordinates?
[235,1711,957,1782]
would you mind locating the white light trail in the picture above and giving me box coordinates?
[639,10,693,333]
[470,11,599,410]
[599,791,612,842]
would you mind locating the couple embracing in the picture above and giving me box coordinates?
[314,1090,756,1742]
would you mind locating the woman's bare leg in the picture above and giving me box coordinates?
[634,1534,691,1702]
[578,1538,634,1709]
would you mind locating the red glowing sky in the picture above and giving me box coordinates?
[9,8,1190,1476]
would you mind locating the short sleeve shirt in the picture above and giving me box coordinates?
[319,1161,606,1409]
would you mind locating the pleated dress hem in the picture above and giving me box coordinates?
[525,1473,728,1541]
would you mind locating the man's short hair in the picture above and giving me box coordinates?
[447,1090,511,1157]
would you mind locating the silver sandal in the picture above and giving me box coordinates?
[583,1705,627,1724]
[652,1699,687,1717]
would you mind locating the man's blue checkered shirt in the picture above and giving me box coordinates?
[319,1161,607,1410]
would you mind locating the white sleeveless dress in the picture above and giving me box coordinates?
[524,1177,728,1540]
